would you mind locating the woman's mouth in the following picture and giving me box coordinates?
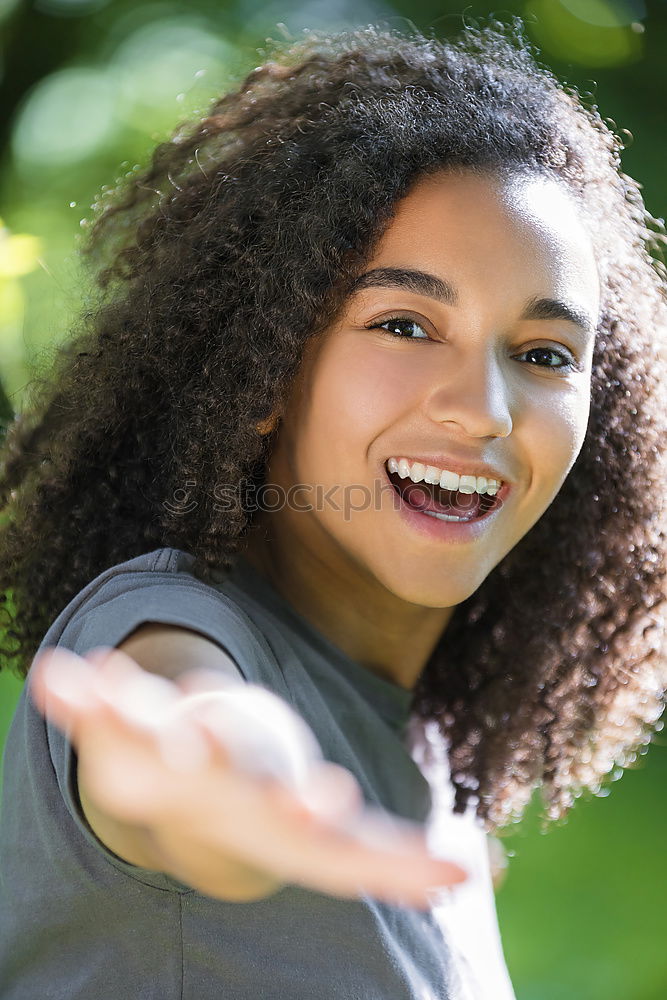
[384,465,502,522]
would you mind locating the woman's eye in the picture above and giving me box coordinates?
[365,322,578,370]
[368,317,430,340]
[516,346,576,371]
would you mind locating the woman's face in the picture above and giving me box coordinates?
[260,169,600,608]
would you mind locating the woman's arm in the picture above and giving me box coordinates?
[29,635,469,907]
[77,623,279,898]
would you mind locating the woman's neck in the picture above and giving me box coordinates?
[239,523,453,691]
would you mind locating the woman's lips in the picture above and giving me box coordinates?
[386,469,499,520]
[380,463,510,544]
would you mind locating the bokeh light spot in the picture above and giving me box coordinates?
[11,67,117,169]
[526,0,644,66]
[109,18,233,131]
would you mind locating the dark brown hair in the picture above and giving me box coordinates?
[1,20,665,831]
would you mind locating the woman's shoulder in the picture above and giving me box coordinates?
[38,546,285,695]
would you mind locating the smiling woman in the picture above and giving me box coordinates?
[241,169,601,679]
[0,17,665,1000]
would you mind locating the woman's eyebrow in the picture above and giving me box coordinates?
[351,267,596,335]
[521,295,596,335]
[351,267,456,304]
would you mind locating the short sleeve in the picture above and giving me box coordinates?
[61,580,260,680]
[37,546,276,892]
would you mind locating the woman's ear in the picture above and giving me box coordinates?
[255,411,280,435]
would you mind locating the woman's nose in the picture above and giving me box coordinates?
[424,354,514,440]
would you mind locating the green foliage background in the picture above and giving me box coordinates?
[1,1,665,997]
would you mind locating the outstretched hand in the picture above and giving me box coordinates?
[29,645,469,908]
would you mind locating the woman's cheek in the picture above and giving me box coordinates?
[529,390,590,510]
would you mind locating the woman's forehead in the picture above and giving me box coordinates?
[364,170,599,306]
[381,170,588,244]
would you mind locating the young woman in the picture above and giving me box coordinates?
[0,19,665,1000]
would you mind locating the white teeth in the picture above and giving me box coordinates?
[458,475,477,495]
[423,511,474,522]
[386,457,502,496]
[440,469,460,491]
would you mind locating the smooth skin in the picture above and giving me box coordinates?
[244,168,600,689]
[31,167,600,908]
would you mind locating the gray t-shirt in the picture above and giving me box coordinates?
[0,546,516,999]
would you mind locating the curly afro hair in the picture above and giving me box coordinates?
[1,19,666,831]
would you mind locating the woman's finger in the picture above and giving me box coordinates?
[29,646,104,735]
[172,754,468,908]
